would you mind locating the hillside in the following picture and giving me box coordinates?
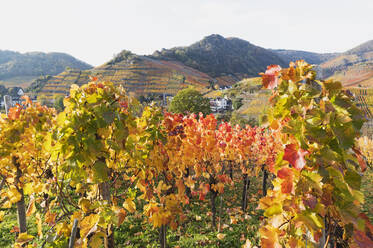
[32,35,292,101]
[319,40,373,86]
[205,77,271,126]
[272,49,339,65]
[35,50,216,101]
[30,35,373,100]
[151,34,287,80]
[0,50,92,87]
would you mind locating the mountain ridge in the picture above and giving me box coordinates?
[19,34,373,101]
[0,50,92,88]
[151,34,287,78]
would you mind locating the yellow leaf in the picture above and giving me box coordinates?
[0,211,4,221]
[8,186,22,203]
[26,198,36,217]
[45,211,57,225]
[56,222,70,236]
[89,233,103,248]
[114,207,126,226]
[23,183,33,195]
[35,213,43,238]
[79,199,92,213]
[123,198,136,213]
[80,214,100,239]
[195,215,202,221]
[230,215,238,224]
[2,201,12,209]
[217,233,226,240]
[16,233,34,244]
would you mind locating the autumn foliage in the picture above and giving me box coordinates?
[0,61,372,248]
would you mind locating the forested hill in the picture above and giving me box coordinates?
[151,34,287,78]
[0,50,92,87]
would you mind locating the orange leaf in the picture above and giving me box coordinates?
[21,95,32,105]
[8,106,22,120]
[277,167,293,179]
[353,147,367,172]
[90,76,98,81]
[260,65,282,89]
[260,226,281,248]
[281,180,293,194]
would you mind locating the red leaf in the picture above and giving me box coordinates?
[11,226,20,233]
[277,168,294,194]
[281,180,293,194]
[353,230,373,248]
[303,194,317,209]
[260,65,282,89]
[90,76,98,81]
[277,167,293,179]
[283,144,308,170]
[353,147,367,172]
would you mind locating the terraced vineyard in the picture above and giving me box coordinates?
[328,62,373,87]
[37,54,223,101]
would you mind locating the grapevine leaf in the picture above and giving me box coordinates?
[123,198,136,213]
[283,144,308,170]
[90,233,104,248]
[277,167,293,179]
[264,203,282,217]
[15,233,34,244]
[260,65,282,89]
[92,160,109,183]
[26,198,36,217]
[259,226,281,248]
[345,168,361,190]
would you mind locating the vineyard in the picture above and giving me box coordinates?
[0,61,372,248]
[36,53,221,103]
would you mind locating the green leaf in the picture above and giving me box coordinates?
[93,160,109,183]
[297,211,324,230]
[102,111,115,124]
[345,168,361,190]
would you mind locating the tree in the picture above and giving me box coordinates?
[232,97,243,110]
[53,95,65,112]
[169,88,211,115]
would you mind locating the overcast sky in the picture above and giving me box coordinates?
[1,0,372,66]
